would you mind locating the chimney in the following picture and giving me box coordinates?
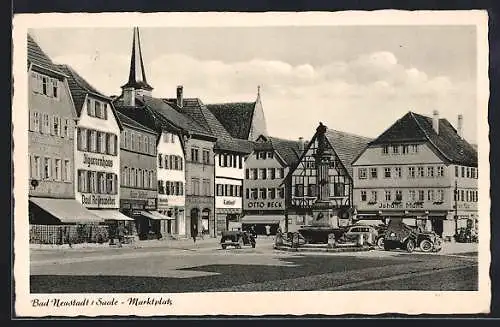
[298,137,304,152]
[457,114,463,138]
[432,110,439,134]
[176,85,184,108]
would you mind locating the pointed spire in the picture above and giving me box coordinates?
[257,85,261,98]
[121,27,153,92]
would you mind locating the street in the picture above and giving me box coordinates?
[30,238,478,293]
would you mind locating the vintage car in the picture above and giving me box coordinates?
[382,220,442,253]
[220,230,256,249]
[343,225,379,245]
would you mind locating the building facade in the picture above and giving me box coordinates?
[287,123,371,230]
[242,135,300,235]
[27,34,104,228]
[352,111,478,239]
[157,130,186,237]
[57,65,133,226]
[117,112,159,238]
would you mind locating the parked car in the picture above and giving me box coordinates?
[344,225,379,245]
[382,220,442,253]
[220,230,256,249]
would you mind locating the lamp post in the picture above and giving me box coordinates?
[454,180,459,236]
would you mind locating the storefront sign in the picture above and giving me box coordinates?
[83,153,113,168]
[378,202,424,209]
[456,203,472,210]
[223,199,236,206]
[145,198,156,210]
[81,193,117,207]
[130,190,149,199]
[247,201,283,209]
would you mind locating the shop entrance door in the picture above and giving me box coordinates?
[431,217,444,237]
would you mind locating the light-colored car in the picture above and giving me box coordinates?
[344,225,379,245]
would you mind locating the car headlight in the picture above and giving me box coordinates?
[390,232,396,237]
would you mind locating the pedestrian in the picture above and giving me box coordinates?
[65,226,72,248]
[117,223,125,248]
[192,224,197,243]
[200,224,205,240]
[265,225,271,238]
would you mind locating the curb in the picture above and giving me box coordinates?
[274,245,373,253]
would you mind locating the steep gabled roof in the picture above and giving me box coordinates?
[27,34,64,75]
[56,64,107,115]
[206,102,256,140]
[325,129,373,178]
[116,111,157,135]
[165,98,253,154]
[255,135,302,167]
[369,111,477,166]
[56,64,122,130]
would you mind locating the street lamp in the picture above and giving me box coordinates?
[30,179,39,190]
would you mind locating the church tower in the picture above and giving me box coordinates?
[121,27,153,106]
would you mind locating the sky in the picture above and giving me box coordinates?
[29,26,478,143]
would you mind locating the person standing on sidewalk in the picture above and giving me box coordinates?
[265,225,271,238]
[192,224,198,243]
[200,224,205,240]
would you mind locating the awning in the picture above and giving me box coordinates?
[241,215,282,225]
[139,210,175,220]
[92,210,134,221]
[29,198,104,224]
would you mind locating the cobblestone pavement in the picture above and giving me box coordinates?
[30,238,478,293]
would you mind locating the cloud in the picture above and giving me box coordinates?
[51,50,477,143]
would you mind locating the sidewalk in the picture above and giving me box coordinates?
[439,241,478,255]
[30,236,221,251]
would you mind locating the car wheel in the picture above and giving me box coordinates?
[377,237,385,249]
[383,240,392,251]
[405,239,415,253]
[222,244,227,250]
[251,242,256,248]
[419,239,433,252]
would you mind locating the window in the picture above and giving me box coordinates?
[385,190,391,201]
[202,150,210,164]
[251,188,258,199]
[54,159,61,180]
[461,167,465,178]
[369,168,377,179]
[455,166,459,177]
[179,157,183,170]
[307,184,316,197]
[392,145,399,154]
[437,166,444,177]
[192,179,200,196]
[370,191,378,202]
[216,184,223,196]
[43,157,51,179]
[417,166,425,178]
[409,190,416,202]
[203,179,211,196]
[158,154,163,168]
[164,155,170,169]
[466,167,471,178]
[41,76,48,95]
[245,169,250,179]
[50,78,58,98]
[277,168,285,179]
[294,184,304,197]
[384,167,391,178]
[394,167,402,178]
[78,170,88,192]
[402,145,409,154]
[258,152,266,160]
[411,144,419,153]
[251,169,258,180]
[437,189,444,202]
[90,130,97,152]
[52,116,60,136]
[418,190,425,202]
[138,134,143,153]
[63,119,69,138]
[408,167,415,178]
[245,188,250,199]
[42,114,50,134]
[108,134,116,155]
[238,156,243,169]
[267,152,274,159]
[62,159,70,181]
[138,169,143,188]
[427,166,435,178]
[97,132,105,154]
[395,190,402,201]
[88,99,95,117]
[98,173,106,194]
[191,148,199,162]
[267,187,276,200]
[259,188,267,199]
[134,169,139,188]
[32,112,40,132]
[358,168,367,179]
[259,168,267,180]
[33,156,41,178]
[95,102,101,118]
[428,190,435,202]
[382,145,389,155]
[278,188,285,199]
[360,191,367,201]
[89,171,97,193]
[122,167,128,187]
